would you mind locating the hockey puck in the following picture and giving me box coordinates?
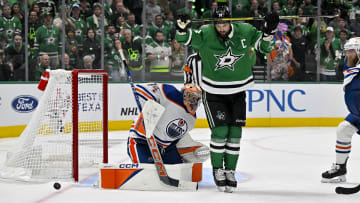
[53,182,61,190]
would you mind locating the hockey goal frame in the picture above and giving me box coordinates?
[72,69,108,182]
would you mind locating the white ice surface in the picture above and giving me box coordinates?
[0,127,360,203]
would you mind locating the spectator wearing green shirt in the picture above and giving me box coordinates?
[0,4,22,46]
[300,0,315,15]
[149,14,171,43]
[68,3,87,57]
[201,0,217,19]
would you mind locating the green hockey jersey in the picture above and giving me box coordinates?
[34,25,62,57]
[68,17,87,48]
[176,23,274,94]
[0,16,21,42]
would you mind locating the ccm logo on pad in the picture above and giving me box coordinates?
[12,95,38,113]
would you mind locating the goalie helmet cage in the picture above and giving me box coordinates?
[0,69,108,182]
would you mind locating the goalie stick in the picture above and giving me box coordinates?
[191,14,339,23]
[335,184,360,195]
[119,50,197,189]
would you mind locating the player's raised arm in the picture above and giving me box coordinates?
[252,12,279,54]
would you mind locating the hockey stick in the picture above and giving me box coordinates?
[119,50,197,190]
[335,184,360,195]
[192,14,339,22]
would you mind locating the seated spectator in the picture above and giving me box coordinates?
[145,30,171,81]
[4,34,25,81]
[83,55,94,69]
[169,39,184,80]
[122,29,143,81]
[32,54,52,81]
[82,29,101,69]
[59,53,73,70]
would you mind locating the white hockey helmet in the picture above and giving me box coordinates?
[344,37,360,55]
[182,83,202,115]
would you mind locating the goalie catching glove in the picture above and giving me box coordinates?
[261,12,279,41]
[176,14,192,34]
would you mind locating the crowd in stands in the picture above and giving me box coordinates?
[0,0,358,82]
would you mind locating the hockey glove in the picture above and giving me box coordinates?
[261,12,279,41]
[176,14,192,34]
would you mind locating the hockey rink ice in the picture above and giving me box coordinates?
[0,127,360,203]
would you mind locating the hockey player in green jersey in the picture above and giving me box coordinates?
[176,5,279,193]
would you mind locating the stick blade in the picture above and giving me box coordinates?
[142,100,165,137]
[335,184,360,195]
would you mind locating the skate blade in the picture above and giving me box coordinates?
[321,176,346,183]
[216,186,225,192]
[225,186,236,193]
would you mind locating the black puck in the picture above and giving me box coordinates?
[53,182,61,190]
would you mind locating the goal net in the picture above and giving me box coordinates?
[0,69,108,182]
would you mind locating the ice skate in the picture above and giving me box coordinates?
[224,169,237,193]
[322,161,347,183]
[213,168,226,192]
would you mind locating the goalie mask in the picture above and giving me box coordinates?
[182,84,202,115]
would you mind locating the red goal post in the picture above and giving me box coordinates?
[72,69,108,182]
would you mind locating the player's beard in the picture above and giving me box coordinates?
[215,24,232,41]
